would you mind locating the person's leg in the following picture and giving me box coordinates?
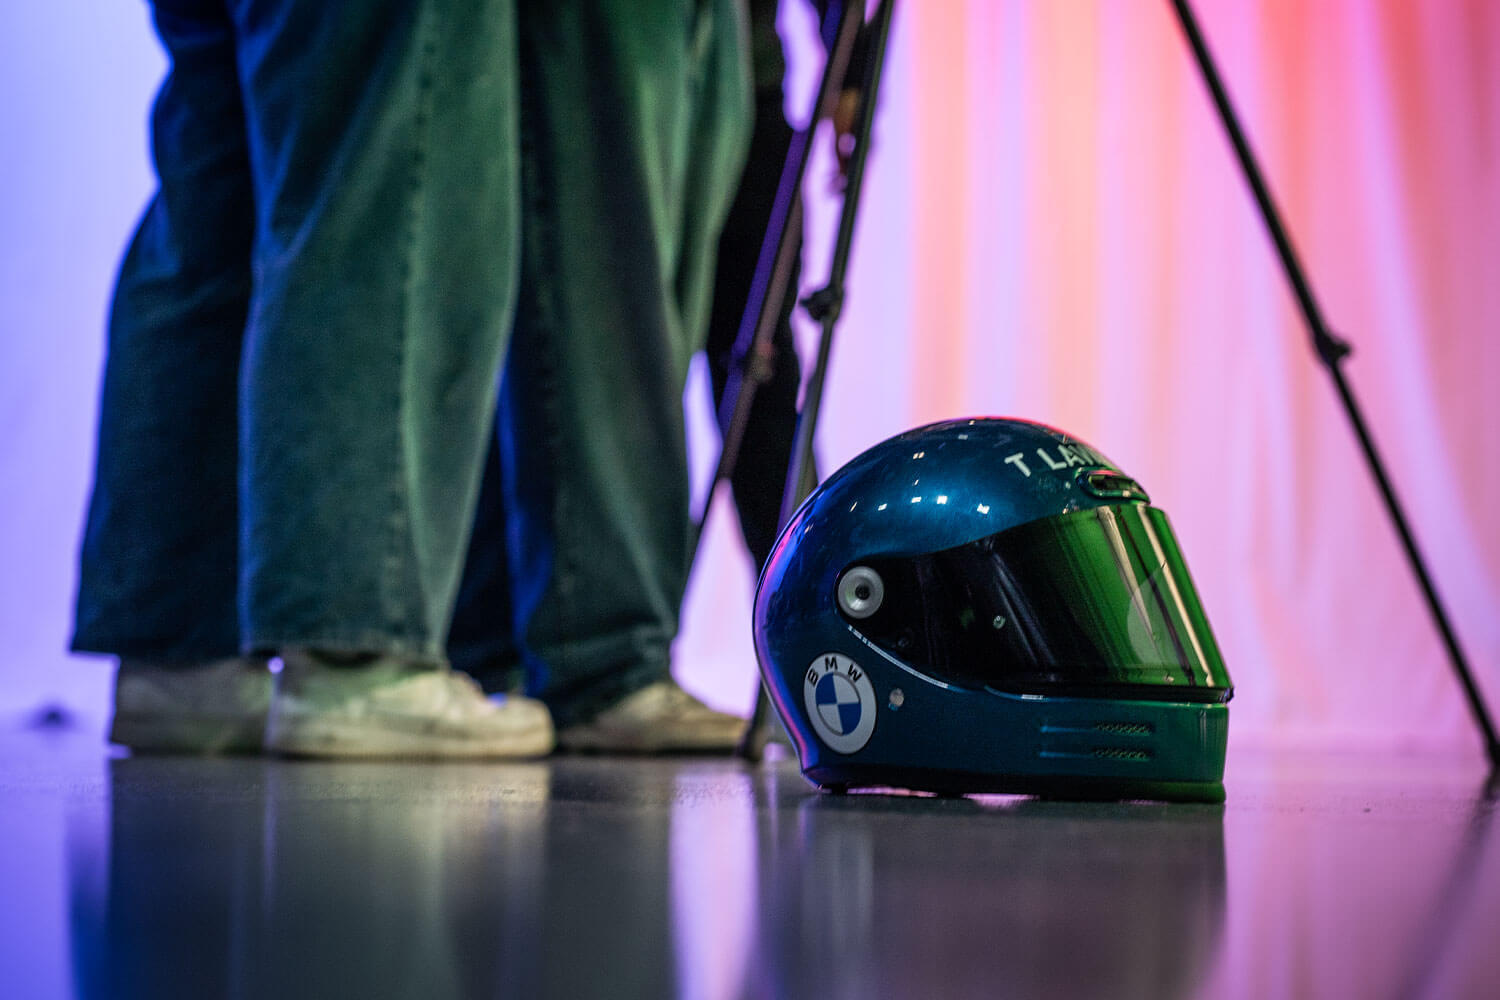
[498,0,751,729]
[74,0,252,664]
[71,2,271,754]
[222,0,550,757]
[230,0,521,663]
[445,428,518,692]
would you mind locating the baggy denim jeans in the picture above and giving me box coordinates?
[73,0,750,721]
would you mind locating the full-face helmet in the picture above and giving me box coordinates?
[753,418,1232,802]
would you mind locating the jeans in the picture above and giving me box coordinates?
[74,0,750,721]
[450,2,752,721]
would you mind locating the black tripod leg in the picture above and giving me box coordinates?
[1169,0,1500,767]
[738,0,898,761]
[686,1,865,570]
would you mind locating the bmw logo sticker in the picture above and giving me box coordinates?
[804,653,877,754]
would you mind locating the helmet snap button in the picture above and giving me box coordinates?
[837,566,885,618]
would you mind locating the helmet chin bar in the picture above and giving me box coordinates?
[797,688,1230,804]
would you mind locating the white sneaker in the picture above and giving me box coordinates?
[110,656,272,755]
[265,649,554,759]
[557,680,745,753]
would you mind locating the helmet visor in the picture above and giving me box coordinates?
[847,505,1231,702]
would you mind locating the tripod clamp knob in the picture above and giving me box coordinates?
[802,284,845,325]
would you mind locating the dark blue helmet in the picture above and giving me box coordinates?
[753,418,1233,802]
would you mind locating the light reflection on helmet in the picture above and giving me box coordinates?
[753,418,1232,802]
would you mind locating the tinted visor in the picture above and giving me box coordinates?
[847,505,1231,702]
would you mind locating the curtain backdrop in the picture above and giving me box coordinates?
[2,1,1495,755]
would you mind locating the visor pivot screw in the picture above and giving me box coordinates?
[992,615,1007,630]
[837,566,885,619]
[888,688,905,710]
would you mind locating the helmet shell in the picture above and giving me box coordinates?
[753,418,1231,802]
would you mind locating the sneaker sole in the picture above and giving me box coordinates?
[109,712,266,755]
[265,715,555,759]
[555,725,742,755]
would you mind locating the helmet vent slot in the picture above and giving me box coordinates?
[1093,722,1155,736]
[1093,747,1153,761]
[1080,471,1151,503]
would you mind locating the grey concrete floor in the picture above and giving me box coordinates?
[1,717,1496,999]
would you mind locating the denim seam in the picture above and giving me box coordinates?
[387,4,441,654]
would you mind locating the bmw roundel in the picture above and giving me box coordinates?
[803,652,877,753]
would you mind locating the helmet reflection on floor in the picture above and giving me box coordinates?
[753,418,1233,803]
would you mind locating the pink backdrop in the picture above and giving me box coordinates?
[678,0,1500,756]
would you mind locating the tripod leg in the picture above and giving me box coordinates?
[737,0,898,763]
[1169,0,1499,767]
[736,682,775,761]
[686,1,866,570]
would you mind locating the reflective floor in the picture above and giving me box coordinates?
[2,717,1497,999]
